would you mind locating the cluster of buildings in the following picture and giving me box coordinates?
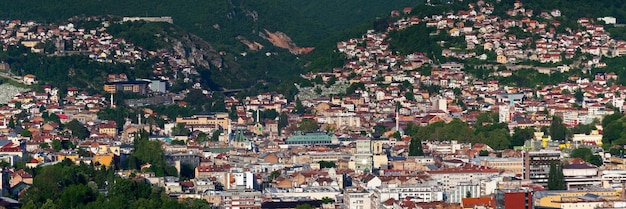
[419,0,623,66]
[0,16,200,92]
[3,1,626,209]
[300,0,626,140]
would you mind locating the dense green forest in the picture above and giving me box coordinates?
[0,0,421,48]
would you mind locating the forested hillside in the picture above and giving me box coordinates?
[0,0,421,50]
[0,0,422,91]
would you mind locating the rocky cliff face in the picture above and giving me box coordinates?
[260,29,314,55]
[164,30,229,71]
[155,24,309,90]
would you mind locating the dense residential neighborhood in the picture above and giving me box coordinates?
[3,0,626,209]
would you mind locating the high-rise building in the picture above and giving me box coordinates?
[523,150,561,186]
[352,139,373,173]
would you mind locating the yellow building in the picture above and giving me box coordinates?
[20,40,39,48]
[57,153,80,162]
[535,190,620,208]
[497,55,507,64]
[93,153,115,167]
[104,84,116,93]
[98,121,118,137]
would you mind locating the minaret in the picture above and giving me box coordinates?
[138,114,142,125]
[256,109,260,124]
[227,122,232,135]
[395,108,400,133]
[110,93,115,108]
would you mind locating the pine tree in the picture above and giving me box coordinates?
[409,136,424,156]
[278,112,289,136]
[228,104,238,120]
[548,161,565,190]
[295,98,305,114]
[556,163,566,190]
[7,117,15,129]
[550,116,567,141]
[547,161,556,190]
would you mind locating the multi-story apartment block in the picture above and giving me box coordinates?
[523,150,561,186]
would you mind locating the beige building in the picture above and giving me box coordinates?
[98,121,118,137]
[344,188,375,209]
[317,113,361,130]
[475,157,524,175]
[176,113,230,129]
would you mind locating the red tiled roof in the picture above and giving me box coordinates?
[197,164,231,172]
[462,197,495,208]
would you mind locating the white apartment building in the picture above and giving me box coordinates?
[427,166,499,190]
[264,187,342,201]
[344,188,374,209]
[373,183,445,205]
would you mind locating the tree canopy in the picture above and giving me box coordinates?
[601,113,626,148]
[123,130,177,177]
[570,147,603,167]
[22,160,212,208]
[547,161,565,190]
[403,113,514,152]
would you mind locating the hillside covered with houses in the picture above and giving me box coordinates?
[3,0,626,208]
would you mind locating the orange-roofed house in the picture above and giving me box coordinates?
[25,158,40,168]
[462,197,495,209]
[22,74,36,85]
[10,169,33,187]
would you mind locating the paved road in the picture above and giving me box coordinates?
[0,72,22,83]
